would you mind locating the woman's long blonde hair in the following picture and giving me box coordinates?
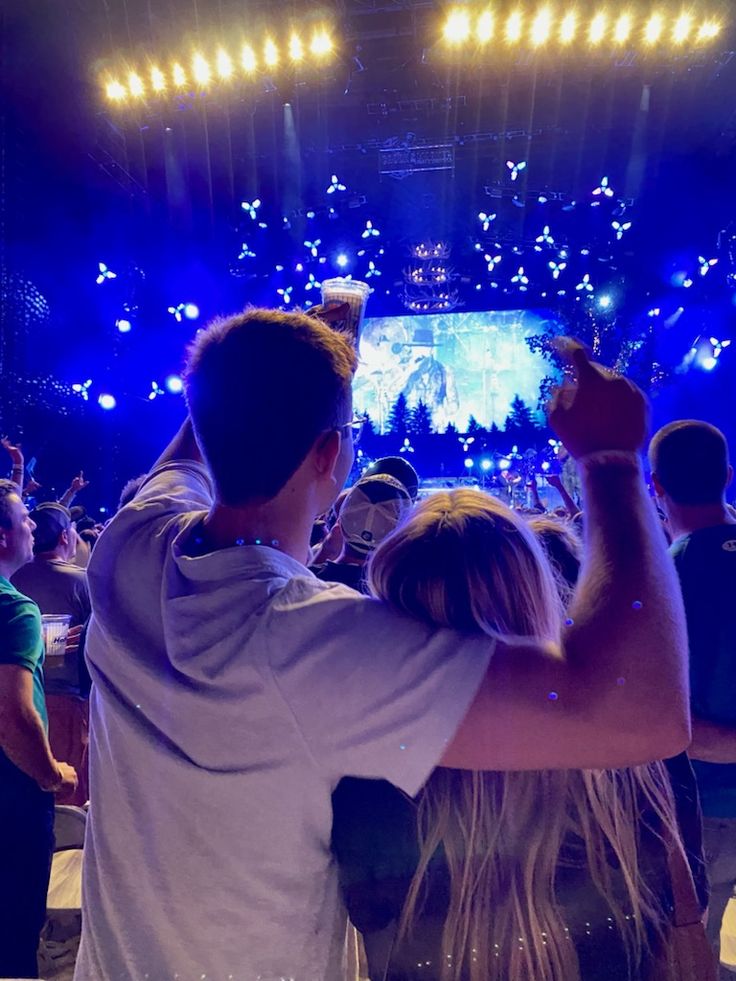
[367,489,682,981]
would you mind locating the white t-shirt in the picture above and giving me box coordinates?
[74,462,493,981]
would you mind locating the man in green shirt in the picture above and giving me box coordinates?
[650,421,736,974]
[0,479,77,978]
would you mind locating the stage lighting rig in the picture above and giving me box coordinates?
[438,6,725,55]
[100,27,334,105]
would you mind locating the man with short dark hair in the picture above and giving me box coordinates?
[0,479,78,978]
[75,311,690,980]
[12,502,90,629]
[650,420,736,971]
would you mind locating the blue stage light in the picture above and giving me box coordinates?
[96,262,117,284]
[165,375,184,394]
[98,394,116,410]
[498,458,511,471]
[241,198,261,219]
[506,160,527,181]
[702,356,718,371]
[327,174,346,194]
[183,303,200,320]
[598,294,612,309]
[336,254,349,268]
[464,458,474,469]
[116,318,132,333]
[480,458,492,472]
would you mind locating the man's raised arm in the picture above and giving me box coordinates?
[442,343,690,772]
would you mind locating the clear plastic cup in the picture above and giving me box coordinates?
[41,614,72,660]
[320,278,371,349]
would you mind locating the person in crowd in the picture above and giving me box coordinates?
[313,473,412,592]
[362,455,420,501]
[74,309,690,981]
[650,420,736,970]
[332,488,706,980]
[310,487,351,565]
[0,479,78,978]
[12,502,91,803]
[13,502,91,628]
[2,435,26,492]
[58,471,89,510]
[312,457,419,568]
[528,513,582,604]
[117,473,147,511]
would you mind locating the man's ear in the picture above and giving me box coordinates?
[651,473,665,498]
[60,528,71,548]
[312,430,342,480]
[726,464,734,490]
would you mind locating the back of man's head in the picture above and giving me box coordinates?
[31,502,72,554]
[185,308,357,505]
[649,420,730,506]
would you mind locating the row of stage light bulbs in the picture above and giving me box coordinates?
[441,9,723,47]
[104,30,334,102]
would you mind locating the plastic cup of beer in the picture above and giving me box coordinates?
[41,614,72,660]
[320,278,371,349]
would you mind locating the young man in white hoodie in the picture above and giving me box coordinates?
[75,308,690,981]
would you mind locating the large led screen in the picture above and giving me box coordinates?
[353,309,557,433]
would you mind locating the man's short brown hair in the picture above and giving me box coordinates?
[185,308,357,504]
[649,420,730,506]
[0,479,19,529]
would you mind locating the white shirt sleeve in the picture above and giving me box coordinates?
[265,579,494,797]
[88,462,212,629]
[132,461,214,513]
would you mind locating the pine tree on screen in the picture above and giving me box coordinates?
[408,400,433,436]
[387,392,410,437]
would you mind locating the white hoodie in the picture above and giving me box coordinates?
[74,461,492,981]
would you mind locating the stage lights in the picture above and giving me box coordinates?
[216,49,233,79]
[151,67,166,92]
[559,12,577,43]
[101,27,335,104]
[241,45,257,72]
[106,80,126,101]
[310,31,333,56]
[192,53,211,85]
[506,11,524,43]
[673,13,692,43]
[477,11,494,42]
[613,14,632,44]
[531,8,552,45]
[444,9,471,42]
[589,13,607,45]
[128,72,144,97]
[643,13,664,45]
[439,8,725,53]
[98,394,116,411]
[264,39,279,68]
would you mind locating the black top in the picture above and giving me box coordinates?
[671,524,736,817]
[312,560,368,594]
[332,754,706,981]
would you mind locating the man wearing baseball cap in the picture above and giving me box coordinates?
[313,473,413,593]
[13,502,90,629]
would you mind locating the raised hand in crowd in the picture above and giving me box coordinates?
[1,437,24,492]
[59,470,90,508]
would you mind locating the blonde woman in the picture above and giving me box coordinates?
[332,489,706,981]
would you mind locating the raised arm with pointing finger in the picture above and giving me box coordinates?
[441,341,690,771]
